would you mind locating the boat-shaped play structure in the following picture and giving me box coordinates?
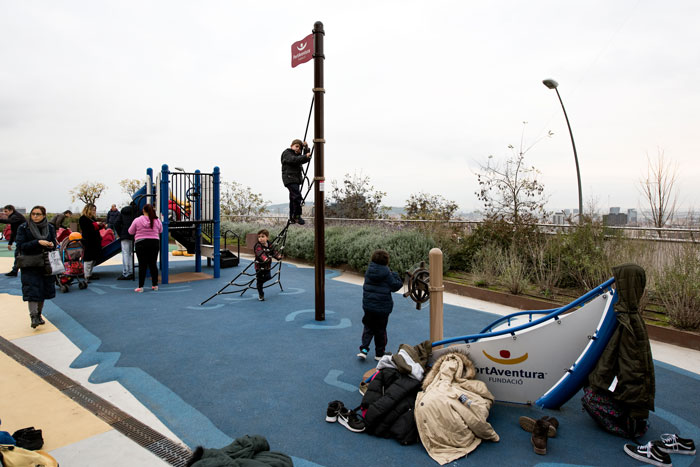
[405,250,621,409]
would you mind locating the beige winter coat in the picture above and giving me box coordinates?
[415,351,500,465]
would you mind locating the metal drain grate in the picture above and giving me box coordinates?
[61,385,131,425]
[0,335,192,466]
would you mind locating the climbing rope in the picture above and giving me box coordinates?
[199,95,317,305]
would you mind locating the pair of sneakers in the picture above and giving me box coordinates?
[624,434,696,466]
[325,400,365,433]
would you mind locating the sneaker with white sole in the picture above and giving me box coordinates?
[623,441,672,467]
[325,400,344,423]
[337,407,365,433]
[357,348,368,360]
[656,433,696,455]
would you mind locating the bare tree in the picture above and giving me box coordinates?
[119,178,144,198]
[403,192,459,221]
[70,181,107,206]
[220,181,269,217]
[475,123,551,225]
[326,172,388,219]
[639,148,678,228]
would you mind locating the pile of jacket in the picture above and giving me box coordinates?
[359,342,499,464]
[415,350,500,465]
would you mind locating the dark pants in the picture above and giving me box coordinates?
[135,239,160,288]
[256,269,271,295]
[285,183,303,218]
[360,311,389,358]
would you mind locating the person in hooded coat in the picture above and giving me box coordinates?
[587,263,655,422]
[15,205,56,328]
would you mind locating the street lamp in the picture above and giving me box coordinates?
[543,78,583,222]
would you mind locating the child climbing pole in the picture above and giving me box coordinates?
[281,139,311,225]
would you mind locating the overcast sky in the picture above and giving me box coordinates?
[2,1,699,216]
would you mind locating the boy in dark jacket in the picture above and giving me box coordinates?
[1,204,27,276]
[358,250,404,361]
[280,139,311,225]
[253,229,282,301]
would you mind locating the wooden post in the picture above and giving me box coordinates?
[429,248,444,347]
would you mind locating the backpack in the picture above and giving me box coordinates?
[2,224,11,241]
[581,386,648,439]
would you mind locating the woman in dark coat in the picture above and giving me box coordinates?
[15,205,56,328]
[79,203,103,281]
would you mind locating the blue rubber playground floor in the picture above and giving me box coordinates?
[1,258,698,466]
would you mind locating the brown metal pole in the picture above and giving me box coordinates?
[313,21,325,321]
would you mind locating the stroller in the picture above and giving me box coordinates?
[57,233,88,293]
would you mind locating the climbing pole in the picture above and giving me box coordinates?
[200,98,317,306]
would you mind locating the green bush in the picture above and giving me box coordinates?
[556,222,617,290]
[656,245,700,330]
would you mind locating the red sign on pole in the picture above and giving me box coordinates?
[291,33,314,68]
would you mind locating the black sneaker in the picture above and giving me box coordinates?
[657,433,696,455]
[624,441,672,467]
[258,294,265,301]
[5,270,18,277]
[296,216,306,225]
[117,275,129,280]
[326,400,344,423]
[337,407,365,433]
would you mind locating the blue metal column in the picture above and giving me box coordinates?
[213,166,221,279]
[194,170,202,273]
[160,164,170,285]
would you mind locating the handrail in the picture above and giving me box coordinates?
[432,277,616,347]
[477,277,616,334]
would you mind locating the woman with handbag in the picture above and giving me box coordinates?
[15,206,56,328]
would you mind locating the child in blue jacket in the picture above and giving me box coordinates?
[358,249,404,361]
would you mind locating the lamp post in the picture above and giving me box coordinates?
[543,79,583,222]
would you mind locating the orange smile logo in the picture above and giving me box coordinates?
[483,349,528,365]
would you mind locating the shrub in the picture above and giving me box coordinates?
[557,221,617,290]
[471,244,503,287]
[498,246,530,295]
[656,245,700,330]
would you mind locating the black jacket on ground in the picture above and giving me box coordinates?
[361,368,421,445]
[1,210,27,245]
[114,205,137,241]
[362,261,404,315]
[16,223,57,302]
[280,147,310,186]
[79,215,102,262]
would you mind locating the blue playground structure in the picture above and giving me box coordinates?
[92,165,222,285]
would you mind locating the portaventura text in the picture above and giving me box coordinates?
[476,367,545,379]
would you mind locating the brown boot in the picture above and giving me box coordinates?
[519,415,558,437]
[531,419,549,455]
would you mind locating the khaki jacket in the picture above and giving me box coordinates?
[415,351,499,465]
